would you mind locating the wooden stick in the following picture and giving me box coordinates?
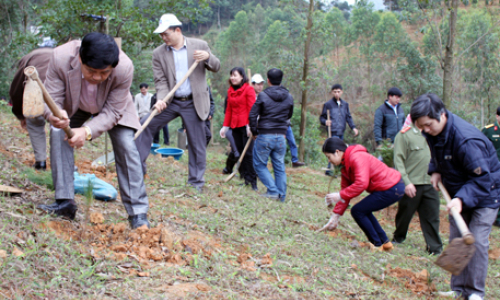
[247,68,252,84]
[224,133,253,183]
[327,109,331,138]
[24,66,74,138]
[134,60,199,140]
[438,182,475,245]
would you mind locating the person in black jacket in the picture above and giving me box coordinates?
[411,93,500,300]
[374,87,405,145]
[149,93,170,145]
[320,84,358,175]
[249,68,293,202]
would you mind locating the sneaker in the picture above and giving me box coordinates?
[379,241,394,252]
[437,291,460,298]
[469,294,483,300]
[260,193,279,200]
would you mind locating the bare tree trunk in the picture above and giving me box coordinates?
[298,0,314,162]
[442,0,458,107]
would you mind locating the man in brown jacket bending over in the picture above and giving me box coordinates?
[38,32,150,229]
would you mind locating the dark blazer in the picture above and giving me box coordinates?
[152,37,220,120]
[10,48,54,120]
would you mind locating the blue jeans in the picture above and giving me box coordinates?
[285,126,299,163]
[350,180,405,246]
[253,134,287,199]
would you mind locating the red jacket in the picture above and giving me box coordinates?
[334,144,402,215]
[223,83,256,129]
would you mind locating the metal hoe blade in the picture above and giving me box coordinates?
[435,237,476,275]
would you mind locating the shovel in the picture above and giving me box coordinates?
[435,182,476,275]
[224,133,253,183]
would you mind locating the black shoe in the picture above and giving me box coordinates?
[38,199,77,220]
[222,168,231,174]
[493,220,500,227]
[129,214,150,229]
[292,162,305,168]
[251,182,258,191]
[33,161,46,170]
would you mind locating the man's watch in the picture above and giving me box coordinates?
[84,126,92,141]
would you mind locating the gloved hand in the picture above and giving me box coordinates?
[325,192,344,207]
[246,125,252,137]
[323,213,341,231]
[220,126,229,138]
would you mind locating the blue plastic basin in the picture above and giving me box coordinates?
[155,148,185,160]
[150,143,160,154]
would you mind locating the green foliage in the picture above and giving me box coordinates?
[377,140,395,167]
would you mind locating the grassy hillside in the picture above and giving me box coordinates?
[0,102,499,299]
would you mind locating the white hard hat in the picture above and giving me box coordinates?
[251,74,265,84]
[153,14,182,34]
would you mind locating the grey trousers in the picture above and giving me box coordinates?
[449,207,499,298]
[135,99,206,187]
[26,116,47,162]
[50,122,148,216]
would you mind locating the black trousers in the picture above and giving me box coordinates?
[232,126,256,184]
[393,184,443,254]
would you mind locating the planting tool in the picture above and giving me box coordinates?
[224,133,253,183]
[24,66,74,138]
[22,71,45,118]
[327,109,331,138]
[135,60,200,140]
[435,182,476,275]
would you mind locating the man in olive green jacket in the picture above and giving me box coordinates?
[393,121,443,254]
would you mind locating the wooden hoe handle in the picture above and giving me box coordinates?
[438,182,475,245]
[24,66,74,138]
[135,61,200,140]
[224,133,253,183]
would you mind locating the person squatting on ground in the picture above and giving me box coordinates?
[321,137,404,250]
[220,67,258,191]
[252,73,304,168]
[320,84,358,175]
[481,106,500,227]
[392,115,443,255]
[374,87,405,145]
[135,14,220,192]
[134,83,152,120]
[249,68,293,202]
[37,33,150,229]
[411,94,500,300]
[10,47,53,170]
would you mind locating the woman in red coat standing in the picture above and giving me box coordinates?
[321,137,404,250]
[220,67,258,190]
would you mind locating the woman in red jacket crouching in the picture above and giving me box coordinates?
[322,137,404,251]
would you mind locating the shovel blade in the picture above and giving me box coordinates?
[435,238,476,275]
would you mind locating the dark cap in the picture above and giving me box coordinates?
[322,137,348,153]
[388,87,402,97]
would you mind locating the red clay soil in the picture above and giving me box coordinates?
[386,264,437,295]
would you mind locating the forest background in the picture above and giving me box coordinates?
[1,0,499,165]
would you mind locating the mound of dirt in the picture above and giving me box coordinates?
[386,265,436,295]
[40,220,216,269]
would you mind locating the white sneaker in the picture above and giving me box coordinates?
[437,291,459,298]
[469,294,483,300]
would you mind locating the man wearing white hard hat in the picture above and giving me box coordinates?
[251,73,305,168]
[135,14,220,192]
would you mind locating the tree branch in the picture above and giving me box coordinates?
[417,0,444,69]
[454,19,500,66]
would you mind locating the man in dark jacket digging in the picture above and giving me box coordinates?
[249,68,293,202]
[411,93,500,300]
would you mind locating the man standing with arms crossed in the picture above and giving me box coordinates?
[135,14,220,192]
[411,94,500,300]
[38,33,150,229]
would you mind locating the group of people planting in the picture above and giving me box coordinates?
[8,11,500,300]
